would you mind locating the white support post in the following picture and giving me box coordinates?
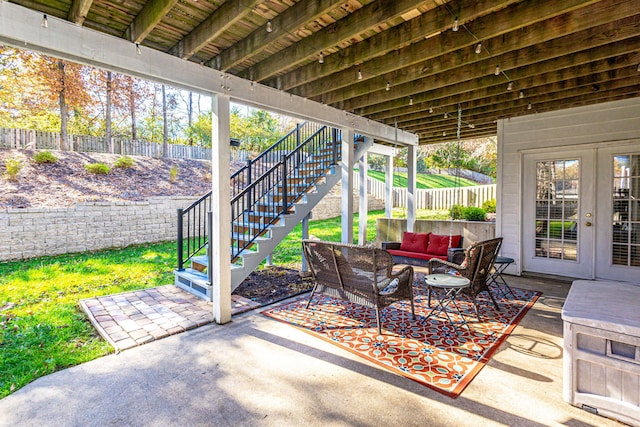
[358,151,369,245]
[407,144,417,232]
[210,93,232,325]
[341,128,354,244]
[301,213,310,273]
[385,154,393,217]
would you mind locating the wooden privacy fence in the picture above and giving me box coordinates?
[353,174,496,210]
[0,127,250,162]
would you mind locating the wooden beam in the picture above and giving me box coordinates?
[215,0,344,72]
[369,42,640,123]
[125,0,179,44]
[172,0,263,60]
[351,13,640,116]
[263,0,521,92]
[406,73,640,134]
[294,0,604,102]
[67,0,94,25]
[325,0,634,109]
[238,0,432,82]
[388,51,640,128]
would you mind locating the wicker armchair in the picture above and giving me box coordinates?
[302,239,415,335]
[427,237,503,319]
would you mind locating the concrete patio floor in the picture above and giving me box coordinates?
[0,275,625,426]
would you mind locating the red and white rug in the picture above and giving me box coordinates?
[262,276,540,398]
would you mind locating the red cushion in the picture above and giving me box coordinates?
[386,249,447,261]
[399,232,430,253]
[426,234,461,256]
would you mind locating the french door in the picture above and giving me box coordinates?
[523,144,640,281]
[523,150,595,278]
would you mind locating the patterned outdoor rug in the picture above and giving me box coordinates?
[262,276,540,398]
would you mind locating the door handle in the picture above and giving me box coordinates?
[585,221,592,227]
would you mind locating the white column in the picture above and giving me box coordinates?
[358,151,369,245]
[407,144,417,232]
[301,213,310,273]
[385,154,393,217]
[210,93,232,325]
[341,128,354,244]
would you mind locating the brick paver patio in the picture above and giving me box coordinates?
[80,285,260,352]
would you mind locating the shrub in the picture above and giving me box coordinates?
[482,199,496,213]
[85,163,110,174]
[462,206,487,221]
[3,158,22,181]
[169,165,178,183]
[113,156,135,169]
[33,151,58,164]
[449,204,464,220]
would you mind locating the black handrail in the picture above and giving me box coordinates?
[178,123,354,270]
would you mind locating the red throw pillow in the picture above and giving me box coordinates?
[399,232,429,253]
[427,234,461,256]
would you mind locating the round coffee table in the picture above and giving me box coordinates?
[425,274,471,333]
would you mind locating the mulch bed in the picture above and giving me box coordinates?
[233,266,314,306]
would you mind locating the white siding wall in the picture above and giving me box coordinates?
[497,97,640,275]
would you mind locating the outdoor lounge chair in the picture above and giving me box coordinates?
[427,237,503,319]
[302,239,415,335]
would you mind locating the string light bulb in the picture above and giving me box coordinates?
[429,107,433,114]
[528,102,532,110]
[519,91,524,99]
[637,63,640,72]
[41,14,48,28]
[319,52,324,64]
[386,81,390,91]
[266,21,272,33]
[494,65,500,75]
[444,112,448,119]
[469,123,475,129]
[135,43,142,55]
[452,17,459,31]
[443,131,447,136]
[475,43,482,54]
[357,69,362,80]
[507,82,514,90]
[409,96,413,106]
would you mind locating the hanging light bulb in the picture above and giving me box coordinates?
[357,69,362,80]
[519,91,524,99]
[135,43,142,55]
[494,65,500,75]
[475,42,482,54]
[527,102,532,110]
[429,107,433,114]
[41,14,48,28]
[637,63,640,72]
[443,131,447,137]
[409,96,413,106]
[444,112,448,119]
[469,123,475,129]
[266,21,272,33]
[386,81,390,91]
[452,17,459,31]
[319,52,324,64]
[507,82,514,90]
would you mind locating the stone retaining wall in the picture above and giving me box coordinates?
[0,196,198,261]
[311,193,385,220]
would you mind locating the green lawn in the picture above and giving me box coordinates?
[359,169,478,189]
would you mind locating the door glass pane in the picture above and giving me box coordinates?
[534,159,579,261]
[612,154,640,266]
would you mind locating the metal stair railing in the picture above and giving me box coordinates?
[177,191,212,270]
[230,121,323,198]
[230,125,341,260]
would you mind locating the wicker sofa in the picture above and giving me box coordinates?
[382,231,463,267]
[302,239,415,335]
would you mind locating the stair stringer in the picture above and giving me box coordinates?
[230,166,341,290]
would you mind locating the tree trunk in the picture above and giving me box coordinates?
[106,71,113,153]
[58,61,68,151]
[128,78,137,141]
[162,84,168,157]
[187,92,193,145]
